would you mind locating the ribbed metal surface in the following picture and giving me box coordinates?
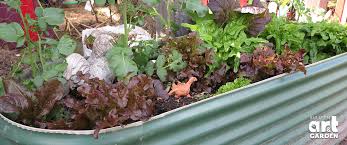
[1,53,347,145]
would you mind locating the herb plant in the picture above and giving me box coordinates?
[216,77,251,95]
[183,14,268,73]
[261,17,347,63]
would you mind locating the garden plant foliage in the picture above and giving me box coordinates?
[3,0,343,139]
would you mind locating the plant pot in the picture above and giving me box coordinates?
[1,53,347,145]
[94,0,106,7]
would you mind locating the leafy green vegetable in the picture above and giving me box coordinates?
[156,55,167,81]
[4,0,21,10]
[18,36,75,89]
[43,8,65,26]
[261,17,347,63]
[106,46,139,80]
[133,40,159,72]
[145,61,155,76]
[0,22,25,47]
[261,17,305,53]
[216,77,251,94]
[167,50,187,72]
[57,35,76,56]
[183,14,267,72]
[185,0,209,17]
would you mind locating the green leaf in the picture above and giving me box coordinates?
[43,38,59,46]
[38,17,47,31]
[0,22,24,42]
[23,51,38,65]
[216,77,251,95]
[54,63,68,72]
[156,67,167,82]
[106,46,138,80]
[16,37,25,47]
[35,7,44,17]
[43,8,65,26]
[156,55,166,67]
[57,35,76,56]
[5,0,21,10]
[25,14,36,26]
[134,53,149,67]
[143,0,160,6]
[155,55,167,81]
[168,50,186,72]
[185,0,209,17]
[0,77,4,96]
[43,69,59,81]
[145,61,155,76]
[33,76,44,88]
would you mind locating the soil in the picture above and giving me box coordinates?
[0,47,20,77]
[62,4,120,41]
[155,96,199,115]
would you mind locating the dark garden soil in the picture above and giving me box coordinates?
[0,47,20,77]
[155,96,198,114]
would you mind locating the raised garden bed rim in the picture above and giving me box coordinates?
[1,51,346,135]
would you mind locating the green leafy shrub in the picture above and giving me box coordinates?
[0,0,71,90]
[183,13,268,73]
[261,17,347,63]
[216,77,251,95]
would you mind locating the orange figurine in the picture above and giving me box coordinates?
[169,77,198,98]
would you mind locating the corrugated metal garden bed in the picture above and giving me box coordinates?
[1,51,347,145]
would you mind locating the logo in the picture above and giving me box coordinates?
[309,116,338,139]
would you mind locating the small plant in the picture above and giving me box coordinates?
[261,17,347,63]
[216,77,251,95]
[239,45,306,81]
[155,50,186,81]
[143,0,208,34]
[183,14,268,73]
[0,79,64,125]
[0,0,74,90]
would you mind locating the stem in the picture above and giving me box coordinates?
[121,0,129,47]
[89,0,99,23]
[109,4,113,23]
[37,0,44,9]
[153,8,168,27]
[11,49,25,77]
[36,0,45,71]
[18,9,31,46]
[38,36,44,70]
[18,8,38,76]
[166,0,171,29]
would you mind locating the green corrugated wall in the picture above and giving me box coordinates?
[1,53,347,145]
